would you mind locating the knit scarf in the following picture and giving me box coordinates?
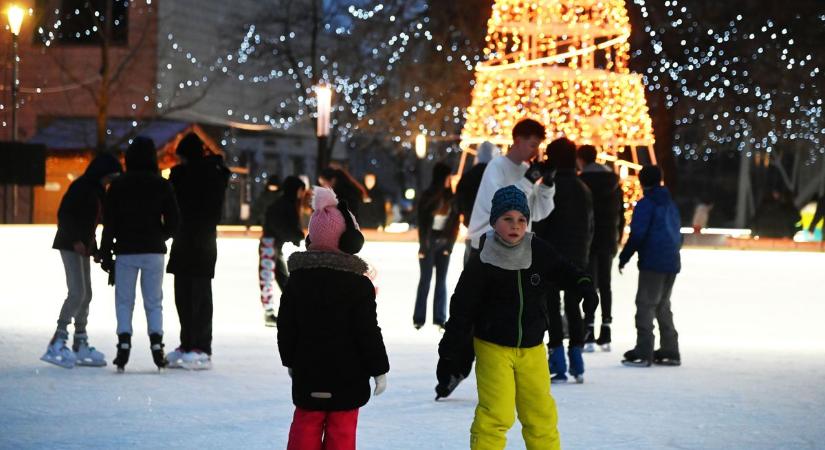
[479,230,533,270]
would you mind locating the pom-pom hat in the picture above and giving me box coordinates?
[307,187,364,254]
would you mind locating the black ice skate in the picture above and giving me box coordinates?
[596,323,612,352]
[621,349,651,367]
[583,324,596,353]
[653,349,681,366]
[149,333,168,371]
[113,333,131,373]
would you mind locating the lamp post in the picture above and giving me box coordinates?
[415,132,427,159]
[5,5,23,224]
[315,83,331,174]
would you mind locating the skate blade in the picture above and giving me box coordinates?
[583,343,595,353]
[621,360,652,367]
[653,359,681,366]
[550,377,568,385]
[599,343,612,352]
[181,361,212,371]
[116,367,125,373]
[76,359,107,367]
[40,354,75,369]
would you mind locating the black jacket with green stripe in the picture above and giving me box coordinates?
[439,235,595,367]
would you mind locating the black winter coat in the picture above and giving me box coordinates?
[52,155,122,253]
[532,169,594,267]
[263,177,304,244]
[454,163,487,227]
[101,172,179,255]
[439,234,595,370]
[579,167,625,254]
[416,187,460,254]
[277,251,389,411]
[166,155,230,278]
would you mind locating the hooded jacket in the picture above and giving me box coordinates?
[101,142,179,256]
[277,251,389,411]
[166,154,230,277]
[52,153,122,253]
[532,168,594,267]
[438,233,595,373]
[263,176,305,244]
[618,186,682,273]
[579,164,625,254]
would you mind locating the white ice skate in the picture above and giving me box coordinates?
[180,351,212,370]
[40,338,76,369]
[165,348,185,369]
[73,335,107,367]
[599,343,612,352]
[583,343,596,353]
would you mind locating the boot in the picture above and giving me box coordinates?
[73,333,107,367]
[149,333,167,370]
[568,346,585,383]
[113,333,131,372]
[653,349,681,366]
[621,349,652,367]
[40,331,77,369]
[583,323,596,352]
[596,323,612,352]
[548,345,567,383]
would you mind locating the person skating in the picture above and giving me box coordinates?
[436,186,598,450]
[165,133,230,370]
[277,187,389,450]
[533,137,594,383]
[414,162,460,330]
[466,119,556,253]
[41,153,122,368]
[260,176,306,326]
[618,166,682,367]
[454,141,498,264]
[576,144,625,352]
[99,137,180,372]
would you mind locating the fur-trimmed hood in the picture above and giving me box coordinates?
[288,250,369,276]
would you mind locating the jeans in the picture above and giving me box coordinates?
[583,250,615,325]
[633,271,679,357]
[115,254,165,336]
[55,250,92,334]
[547,287,585,348]
[174,275,214,354]
[413,244,450,326]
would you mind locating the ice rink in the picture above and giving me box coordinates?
[1,226,824,449]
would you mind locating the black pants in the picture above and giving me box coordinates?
[547,287,585,348]
[633,271,679,357]
[583,250,615,325]
[174,276,213,355]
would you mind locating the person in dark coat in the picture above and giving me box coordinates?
[455,141,498,264]
[414,162,460,330]
[318,167,366,219]
[259,176,306,326]
[577,144,625,351]
[41,153,122,369]
[531,137,594,383]
[100,137,180,371]
[618,165,682,367]
[752,190,801,238]
[164,133,230,370]
[359,172,389,229]
[249,175,281,227]
[278,186,389,450]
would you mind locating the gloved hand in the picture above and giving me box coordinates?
[435,357,466,400]
[524,160,546,184]
[541,165,556,187]
[373,374,387,396]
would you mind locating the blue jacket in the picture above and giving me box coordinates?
[619,186,682,273]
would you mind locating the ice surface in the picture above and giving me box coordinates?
[1,226,824,449]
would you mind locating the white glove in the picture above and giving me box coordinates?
[373,374,387,396]
[287,367,293,378]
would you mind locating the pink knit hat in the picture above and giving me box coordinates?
[307,187,347,252]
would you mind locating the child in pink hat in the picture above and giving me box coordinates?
[277,187,389,450]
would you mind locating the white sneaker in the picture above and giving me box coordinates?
[181,351,212,371]
[165,348,185,369]
[41,337,76,369]
[73,335,107,367]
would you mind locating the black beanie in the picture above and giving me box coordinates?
[176,133,204,160]
[639,165,662,188]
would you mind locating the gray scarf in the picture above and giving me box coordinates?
[480,231,533,270]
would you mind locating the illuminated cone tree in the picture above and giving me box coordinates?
[459,0,656,206]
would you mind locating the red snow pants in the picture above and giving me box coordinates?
[287,407,359,450]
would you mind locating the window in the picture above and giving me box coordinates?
[33,0,129,46]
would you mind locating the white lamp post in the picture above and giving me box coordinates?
[315,84,331,173]
[415,132,427,159]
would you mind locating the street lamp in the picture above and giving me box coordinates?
[415,132,427,159]
[315,83,331,173]
[7,4,24,142]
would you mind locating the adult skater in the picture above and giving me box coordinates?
[436,186,598,450]
[41,153,122,368]
[165,133,230,370]
[100,137,180,372]
[454,141,498,263]
[618,166,682,367]
[260,175,306,326]
[278,187,389,450]
[576,144,624,352]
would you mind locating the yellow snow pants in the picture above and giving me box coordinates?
[470,338,561,450]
